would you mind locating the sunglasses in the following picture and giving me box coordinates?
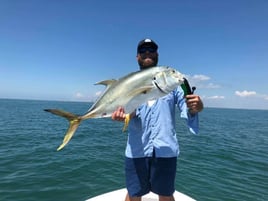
[138,47,157,54]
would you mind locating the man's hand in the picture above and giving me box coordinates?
[111,106,126,121]
[186,94,204,114]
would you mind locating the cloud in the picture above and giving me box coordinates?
[72,90,104,102]
[259,94,268,101]
[207,95,225,99]
[191,74,211,81]
[95,91,102,97]
[185,74,210,82]
[75,92,84,98]
[206,83,221,89]
[185,74,220,89]
[235,90,268,101]
[235,90,256,97]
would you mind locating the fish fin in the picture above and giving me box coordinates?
[57,118,81,151]
[95,79,117,86]
[122,113,131,132]
[44,109,78,119]
[44,109,82,151]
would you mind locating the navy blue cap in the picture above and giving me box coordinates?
[137,38,158,53]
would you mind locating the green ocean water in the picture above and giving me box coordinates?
[0,99,267,201]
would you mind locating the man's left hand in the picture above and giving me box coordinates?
[186,94,204,114]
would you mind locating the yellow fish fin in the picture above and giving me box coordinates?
[57,118,81,151]
[122,113,131,132]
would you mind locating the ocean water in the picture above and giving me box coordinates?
[0,99,267,201]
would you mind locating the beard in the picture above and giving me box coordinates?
[138,55,158,70]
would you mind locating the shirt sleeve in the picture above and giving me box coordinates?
[175,87,199,134]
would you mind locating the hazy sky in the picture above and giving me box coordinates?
[1,0,268,109]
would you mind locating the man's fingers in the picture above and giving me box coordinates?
[112,106,126,121]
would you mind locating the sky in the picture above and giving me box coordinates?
[1,0,268,110]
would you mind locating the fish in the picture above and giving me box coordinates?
[44,66,185,151]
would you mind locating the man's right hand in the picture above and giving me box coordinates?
[111,106,126,121]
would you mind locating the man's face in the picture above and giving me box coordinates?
[137,46,158,70]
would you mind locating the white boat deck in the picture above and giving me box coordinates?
[86,188,196,201]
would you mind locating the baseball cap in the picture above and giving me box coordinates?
[137,38,158,53]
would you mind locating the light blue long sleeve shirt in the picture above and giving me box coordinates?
[125,86,199,158]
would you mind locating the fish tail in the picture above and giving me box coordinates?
[122,113,131,132]
[44,109,82,151]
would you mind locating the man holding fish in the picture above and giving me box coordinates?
[112,39,203,201]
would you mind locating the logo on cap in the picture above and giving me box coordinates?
[144,39,152,43]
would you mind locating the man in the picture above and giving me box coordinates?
[112,39,203,201]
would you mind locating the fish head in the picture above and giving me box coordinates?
[153,67,184,93]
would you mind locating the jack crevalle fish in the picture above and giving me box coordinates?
[45,66,185,151]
